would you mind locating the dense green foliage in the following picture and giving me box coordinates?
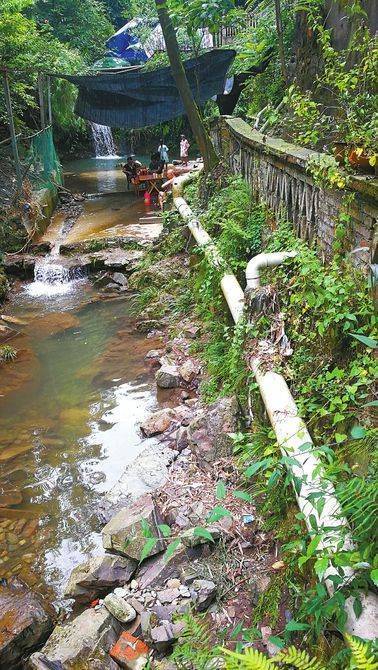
[168,176,377,649]
[282,25,377,159]
[231,1,295,121]
[0,0,84,134]
[183,176,264,401]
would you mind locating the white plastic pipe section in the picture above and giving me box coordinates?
[174,189,245,324]
[246,251,298,290]
[172,171,378,639]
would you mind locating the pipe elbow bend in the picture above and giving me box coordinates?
[245,251,297,289]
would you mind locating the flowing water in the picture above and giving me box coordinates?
[0,157,163,601]
[89,123,118,158]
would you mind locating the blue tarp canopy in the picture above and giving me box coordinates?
[60,49,235,129]
[106,19,148,64]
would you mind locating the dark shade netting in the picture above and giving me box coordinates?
[58,49,235,129]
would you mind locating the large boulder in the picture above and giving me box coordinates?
[179,358,201,383]
[0,578,54,669]
[85,248,144,272]
[129,255,187,291]
[102,494,165,561]
[156,365,181,389]
[28,608,120,670]
[64,554,137,603]
[3,253,38,277]
[98,444,177,523]
[191,579,217,611]
[187,396,239,466]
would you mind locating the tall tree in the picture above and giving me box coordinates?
[155,0,219,172]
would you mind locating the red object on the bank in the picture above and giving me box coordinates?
[89,599,99,608]
[144,191,151,204]
[110,632,149,669]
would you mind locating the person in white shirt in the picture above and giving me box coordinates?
[158,139,169,165]
[180,135,190,165]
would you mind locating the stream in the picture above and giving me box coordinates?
[0,157,162,602]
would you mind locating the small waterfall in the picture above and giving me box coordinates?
[89,122,118,158]
[26,259,85,297]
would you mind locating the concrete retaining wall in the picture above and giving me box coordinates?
[211,117,378,267]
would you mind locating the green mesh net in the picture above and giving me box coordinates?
[26,127,63,189]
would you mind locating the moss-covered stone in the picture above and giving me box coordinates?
[0,268,8,303]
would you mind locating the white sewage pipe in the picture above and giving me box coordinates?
[172,171,378,639]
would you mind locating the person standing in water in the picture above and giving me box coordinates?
[180,134,190,165]
[158,139,169,166]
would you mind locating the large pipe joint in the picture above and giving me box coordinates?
[245,251,297,290]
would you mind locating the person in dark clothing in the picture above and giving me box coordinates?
[149,152,164,174]
[122,155,140,180]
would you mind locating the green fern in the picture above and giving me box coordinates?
[222,639,378,670]
[171,612,215,670]
[336,477,378,546]
[224,647,276,670]
[274,646,325,670]
[347,635,378,670]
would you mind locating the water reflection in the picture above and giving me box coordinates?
[0,285,160,596]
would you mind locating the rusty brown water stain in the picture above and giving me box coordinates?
[29,311,80,338]
[0,345,39,398]
[63,194,161,245]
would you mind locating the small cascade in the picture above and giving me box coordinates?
[89,122,118,158]
[26,259,86,297]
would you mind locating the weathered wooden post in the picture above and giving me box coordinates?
[2,68,23,193]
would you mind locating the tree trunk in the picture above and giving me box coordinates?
[155,0,219,172]
[274,0,288,84]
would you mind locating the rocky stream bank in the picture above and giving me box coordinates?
[0,202,284,670]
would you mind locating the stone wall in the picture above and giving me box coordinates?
[211,117,378,268]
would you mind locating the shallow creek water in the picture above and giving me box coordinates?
[0,157,163,601]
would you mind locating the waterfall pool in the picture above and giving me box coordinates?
[64,155,149,194]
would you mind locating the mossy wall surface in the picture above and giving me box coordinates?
[0,269,7,302]
[211,117,377,268]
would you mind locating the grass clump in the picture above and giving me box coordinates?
[0,345,17,363]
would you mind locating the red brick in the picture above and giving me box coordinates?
[110,632,150,670]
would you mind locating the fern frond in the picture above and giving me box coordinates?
[274,646,326,670]
[224,647,276,670]
[171,613,215,670]
[346,634,378,670]
[178,612,210,645]
[336,478,378,544]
